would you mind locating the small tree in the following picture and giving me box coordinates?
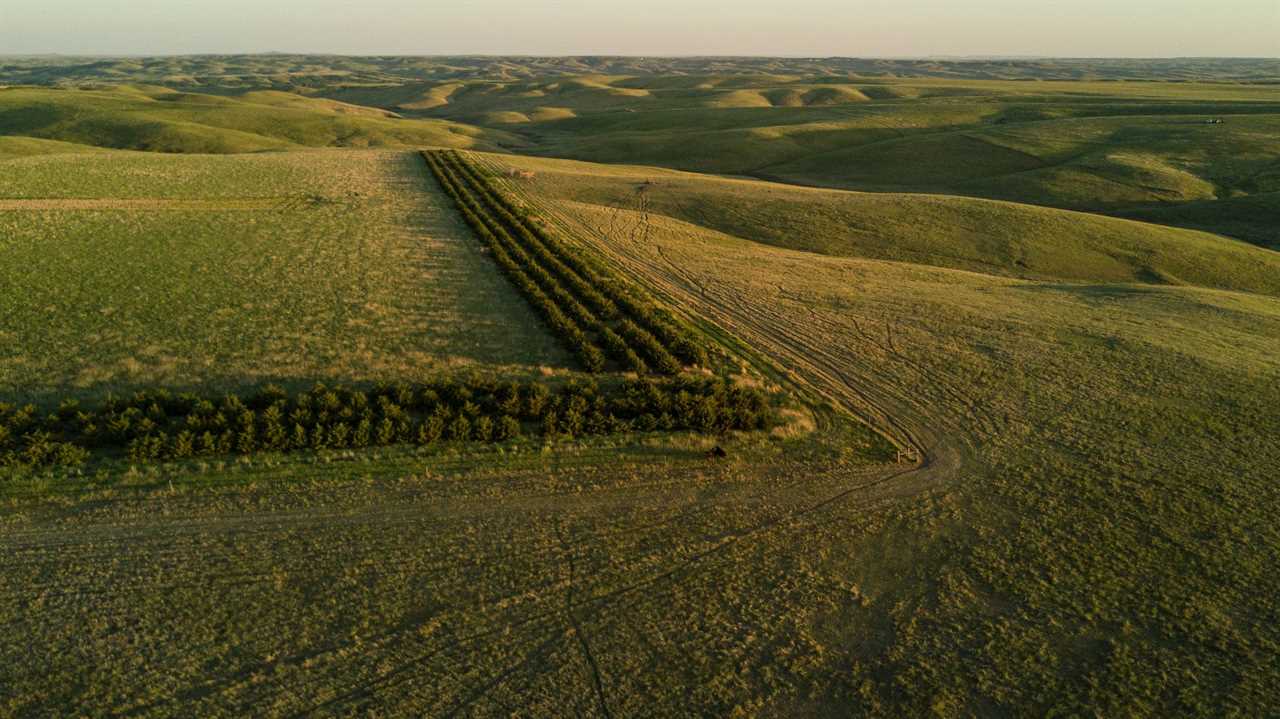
[473,416,494,442]
[447,415,472,441]
[496,415,521,441]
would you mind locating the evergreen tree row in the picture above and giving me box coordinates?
[0,377,773,469]
[426,150,710,373]
[425,151,607,371]
[442,152,711,368]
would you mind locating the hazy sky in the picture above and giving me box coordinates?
[2,0,1277,57]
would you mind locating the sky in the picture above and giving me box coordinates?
[2,0,1277,57]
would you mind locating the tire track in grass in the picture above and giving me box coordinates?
[653,208,981,454]
[438,628,567,718]
[271,154,964,714]
[283,599,570,717]
[527,189,932,453]
[557,521,614,719]
[12,458,788,711]
[475,154,974,492]
[295,463,904,715]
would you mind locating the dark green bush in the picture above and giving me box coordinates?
[330,422,351,448]
[353,418,372,448]
[541,410,559,438]
[376,418,396,445]
[473,416,494,442]
[419,412,446,445]
[434,150,712,372]
[496,415,521,441]
[0,358,775,469]
[199,431,218,455]
[524,383,551,418]
[171,431,195,459]
[291,423,308,450]
[447,415,472,441]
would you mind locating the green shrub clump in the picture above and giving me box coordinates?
[0,373,776,472]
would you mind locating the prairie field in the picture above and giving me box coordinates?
[0,149,568,403]
[2,56,1279,717]
[473,152,1280,294]
[0,85,506,153]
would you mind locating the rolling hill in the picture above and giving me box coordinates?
[3,69,1277,246]
[4,55,1277,88]
[1117,191,1280,250]
[0,85,512,153]
[3,56,1280,716]
[476,152,1280,296]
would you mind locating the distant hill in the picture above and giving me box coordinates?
[3,55,1278,87]
[0,135,111,158]
[3,59,1276,246]
[0,85,513,153]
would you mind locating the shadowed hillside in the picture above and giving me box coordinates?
[476,152,1280,296]
[4,60,1277,244]
[0,85,513,153]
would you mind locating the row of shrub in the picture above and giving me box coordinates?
[426,150,710,373]
[425,151,609,371]
[444,152,711,368]
[437,152,691,370]
[439,153,621,320]
[0,376,774,469]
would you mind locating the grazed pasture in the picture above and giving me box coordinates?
[1,57,1278,715]
[0,150,569,404]
[2,149,1276,715]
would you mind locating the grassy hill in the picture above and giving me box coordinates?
[1118,191,1280,250]
[4,147,1278,716]
[3,56,1280,715]
[478,153,1280,296]
[512,175,1280,715]
[3,70,1276,245]
[0,85,512,153]
[765,112,1280,208]
[0,135,110,158]
[383,75,1276,245]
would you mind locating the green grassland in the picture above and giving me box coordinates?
[0,85,510,153]
[0,135,111,158]
[1117,191,1280,250]
[490,160,1280,714]
[385,75,1279,246]
[4,150,1277,715]
[479,152,1280,295]
[3,56,1280,715]
[764,112,1280,205]
[4,63,1278,245]
[0,149,569,404]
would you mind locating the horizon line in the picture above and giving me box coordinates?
[3,53,1279,61]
